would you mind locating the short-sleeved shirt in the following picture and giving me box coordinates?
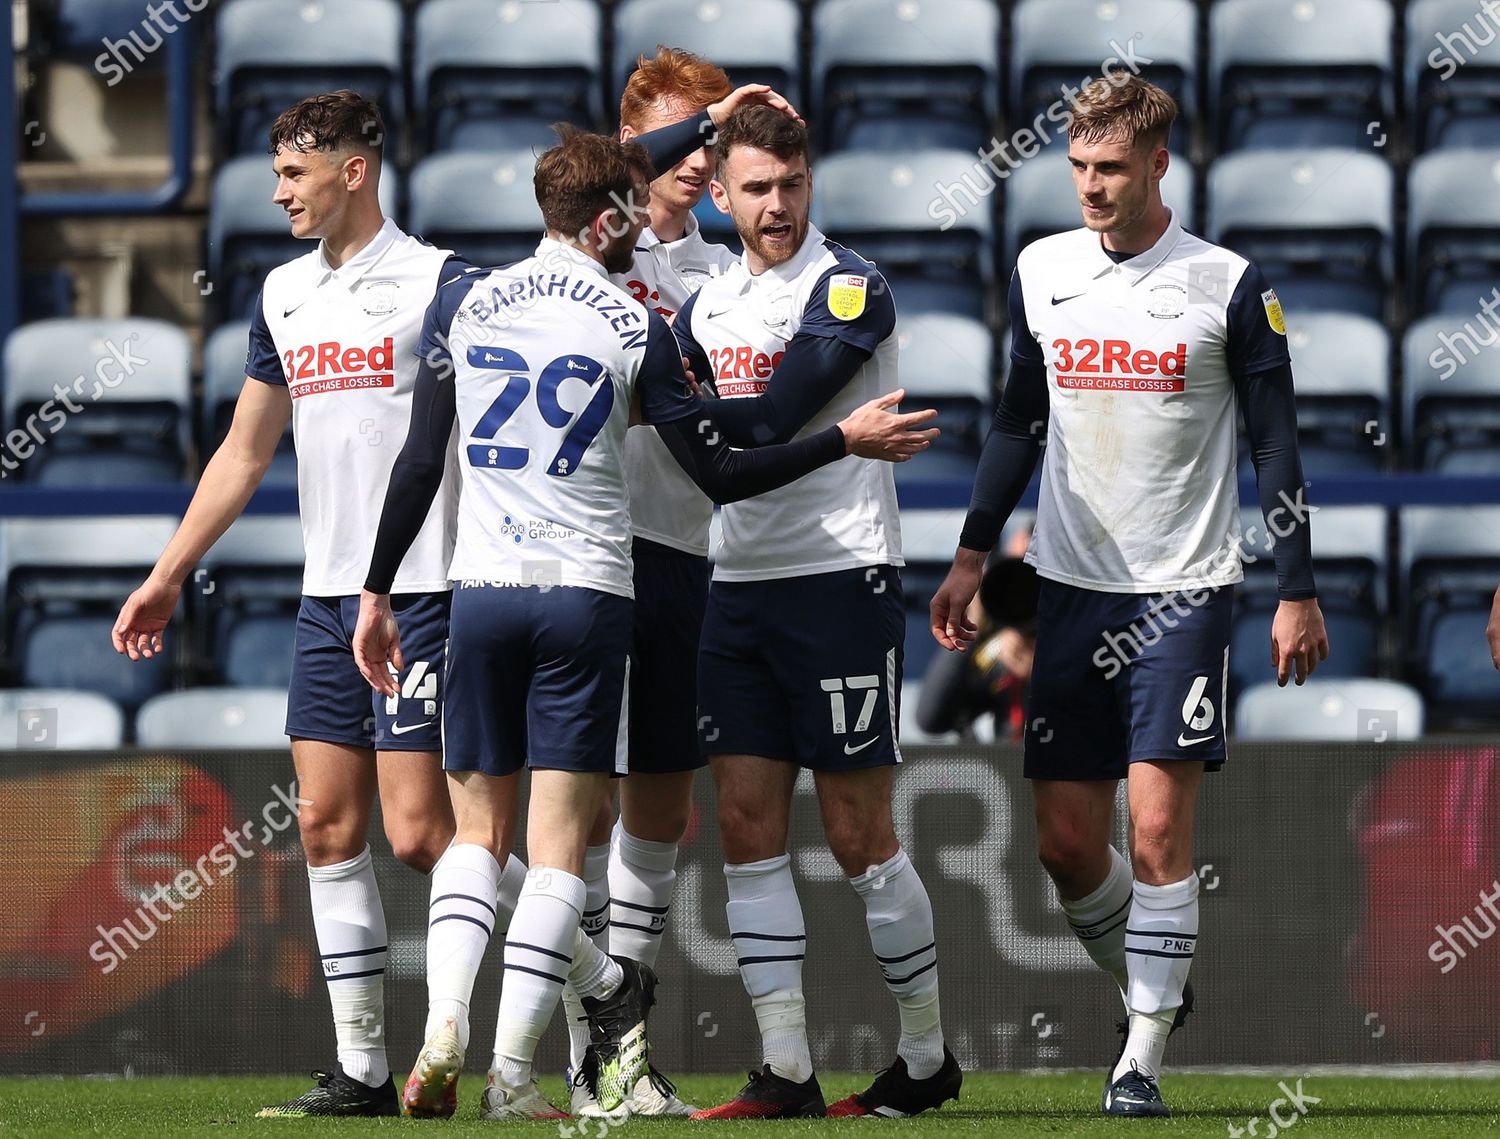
[246,218,463,595]
[420,238,701,599]
[674,224,902,582]
[1011,209,1291,594]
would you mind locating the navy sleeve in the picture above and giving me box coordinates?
[638,309,704,425]
[1235,361,1318,600]
[1226,262,1293,378]
[245,290,286,385]
[654,410,846,505]
[439,253,474,282]
[414,271,477,370]
[671,290,713,392]
[364,355,455,594]
[636,110,714,175]
[957,270,1049,552]
[796,264,898,354]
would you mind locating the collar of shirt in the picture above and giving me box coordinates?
[534,235,611,280]
[1083,208,1184,287]
[637,211,701,251]
[316,216,401,291]
[730,221,827,292]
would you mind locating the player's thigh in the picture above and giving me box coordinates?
[375,749,453,872]
[364,591,450,753]
[620,770,697,844]
[629,540,710,776]
[813,765,898,875]
[1023,581,1132,782]
[526,586,634,777]
[447,768,522,859]
[710,753,798,863]
[697,580,796,763]
[528,769,614,876]
[290,736,377,865]
[442,585,529,780]
[286,595,379,749]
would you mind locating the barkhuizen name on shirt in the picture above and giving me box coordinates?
[470,272,647,349]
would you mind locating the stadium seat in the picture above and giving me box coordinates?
[1010,0,1197,148]
[215,0,404,156]
[893,313,992,480]
[196,516,305,690]
[1003,150,1196,269]
[0,688,126,749]
[207,154,399,321]
[1231,505,1387,705]
[613,0,800,107]
[51,1,164,59]
[812,149,994,318]
[202,321,297,486]
[1235,679,1424,740]
[414,0,603,154]
[1404,315,1500,473]
[1409,0,1500,150]
[1400,506,1500,724]
[1408,149,1500,316]
[1270,312,1391,476]
[2,318,191,485]
[0,517,181,711]
[812,0,1001,153]
[135,688,290,749]
[1207,149,1394,320]
[1210,0,1396,152]
[408,150,544,269]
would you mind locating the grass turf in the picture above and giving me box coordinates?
[2,1073,1499,1137]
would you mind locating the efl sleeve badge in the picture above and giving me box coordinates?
[1260,288,1286,336]
[827,273,868,320]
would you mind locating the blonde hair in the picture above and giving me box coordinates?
[1067,72,1177,152]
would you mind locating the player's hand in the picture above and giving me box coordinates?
[930,550,986,652]
[706,83,804,129]
[112,574,180,661]
[684,354,704,398]
[353,589,404,696]
[838,389,939,461]
[1271,597,1329,686]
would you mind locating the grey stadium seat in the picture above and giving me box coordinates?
[1408,0,1500,150]
[201,321,297,487]
[613,0,801,105]
[135,688,290,749]
[0,688,125,749]
[408,150,544,268]
[1403,315,1500,472]
[1235,679,1424,741]
[1407,149,1500,315]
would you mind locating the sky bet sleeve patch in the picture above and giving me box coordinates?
[1261,288,1286,336]
[826,273,868,321]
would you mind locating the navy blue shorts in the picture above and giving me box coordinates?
[629,538,710,774]
[286,592,450,752]
[1024,579,1233,781]
[442,582,632,777]
[697,565,904,770]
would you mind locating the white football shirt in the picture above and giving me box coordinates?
[247,218,462,596]
[1013,209,1292,593]
[676,224,903,582]
[420,239,701,598]
[611,215,736,556]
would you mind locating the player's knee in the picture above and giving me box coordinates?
[717,799,775,863]
[387,822,451,873]
[296,803,364,866]
[1036,828,1099,887]
[826,822,893,878]
[1130,810,1190,879]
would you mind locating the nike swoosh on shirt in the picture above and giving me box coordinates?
[706,308,733,319]
[1177,732,1215,747]
[843,737,879,755]
[1050,292,1086,305]
[390,721,435,736]
[283,301,307,318]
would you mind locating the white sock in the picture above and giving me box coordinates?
[1116,874,1199,1082]
[496,853,527,927]
[568,924,623,999]
[608,820,678,968]
[851,848,944,1079]
[424,843,500,1049]
[558,843,613,1070]
[492,867,584,1089]
[1058,845,1132,1006]
[307,846,389,1087]
[726,854,811,1082]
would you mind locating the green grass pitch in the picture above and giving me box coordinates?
[2,1073,1498,1137]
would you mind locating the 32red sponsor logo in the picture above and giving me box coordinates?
[283,338,395,397]
[709,344,785,382]
[1051,337,1187,392]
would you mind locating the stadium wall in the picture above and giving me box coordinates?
[2,744,1497,1075]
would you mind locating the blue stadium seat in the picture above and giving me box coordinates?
[897,508,970,679]
[1274,312,1391,476]
[1210,0,1395,152]
[811,149,994,318]
[1011,0,1197,149]
[1231,505,1386,706]
[1235,679,1423,740]
[414,0,603,154]
[207,154,398,321]
[0,688,125,749]
[215,0,404,156]
[0,517,181,711]
[613,0,801,106]
[1400,506,1500,725]
[1408,149,1500,316]
[408,150,545,268]
[812,0,1001,152]
[2,318,191,485]
[202,321,297,487]
[1408,0,1500,150]
[892,313,992,483]
[1404,315,1500,473]
[52,2,162,59]
[197,517,304,690]
[691,195,742,255]
[1208,149,1394,320]
[135,688,289,749]
[1002,151,1196,270]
